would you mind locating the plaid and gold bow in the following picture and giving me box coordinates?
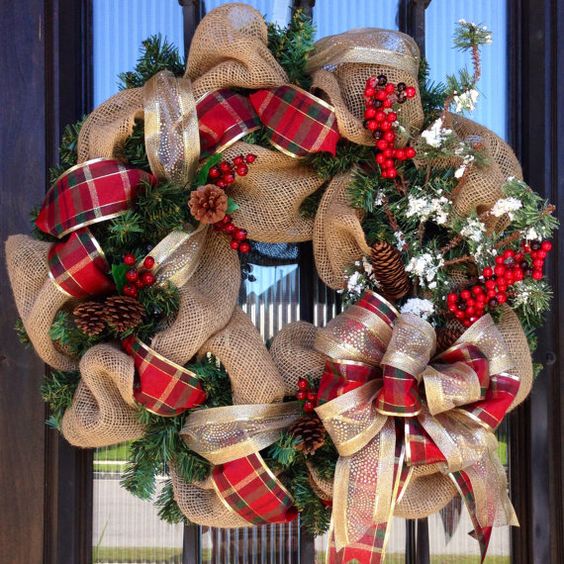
[314,290,520,563]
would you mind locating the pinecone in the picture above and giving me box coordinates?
[290,414,326,455]
[436,320,465,353]
[188,184,228,224]
[371,241,411,301]
[103,295,145,333]
[73,301,106,336]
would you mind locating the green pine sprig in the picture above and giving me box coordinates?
[41,370,81,429]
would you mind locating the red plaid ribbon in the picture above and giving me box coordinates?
[318,359,380,405]
[36,158,153,238]
[197,89,261,157]
[249,85,340,157]
[405,417,446,465]
[356,290,398,328]
[450,470,492,562]
[212,453,298,525]
[126,338,207,417]
[377,365,422,417]
[48,228,113,298]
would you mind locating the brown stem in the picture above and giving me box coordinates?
[471,45,482,84]
[440,234,463,254]
[494,230,522,249]
[444,255,474,268]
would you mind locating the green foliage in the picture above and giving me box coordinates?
[49,310,104,357]
[41,370,81,429]
[49,119,84,184]
[266,431,300,470]
[418,59,447,121]
[241,126,272,149]
[122,120,150,171]
[119,35,185,89]
[308,141,374,181]
[194,154,222,187]
[134,282,181,342]
[453,21,493,51]
[267,9,315,89]
[156,479,187,524]
[512,279,553,329]
[14,318,30,347]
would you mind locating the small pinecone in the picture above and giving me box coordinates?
[290,414,326,455]
[436,320,465,353]
[371,241,411,301]
[188,184,228,224]
[73,301,106,336]
[103,295,145,333]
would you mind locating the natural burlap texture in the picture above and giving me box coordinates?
[186,3,287,99]
[222,142,324,243]
[5,234,78,372]
[313,171,371,289]
[61,344,144,447]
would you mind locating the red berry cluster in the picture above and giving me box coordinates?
[207,153,257,189]
[213,215,251,253]
[122,254,156,298]
[447,239,553,327]
[363,74,417,179]
[296,378,318,413]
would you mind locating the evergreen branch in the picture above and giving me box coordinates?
[156,479,187,524]
[41,370,81,429]
[14,318,31,347]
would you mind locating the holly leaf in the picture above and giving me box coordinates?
[226,196,239,214]
[194,153,222,187]
[111,263,129,294]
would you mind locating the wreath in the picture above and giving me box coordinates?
[7,4,557,562]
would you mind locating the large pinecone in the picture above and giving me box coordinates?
[290,414,326,455]
[436,320,465,353]
[188,184,228,224]
[103,295,145,333]
[73,301,106,336]
[371,241,411,301]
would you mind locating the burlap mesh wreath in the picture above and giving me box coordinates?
[6,3,547,550]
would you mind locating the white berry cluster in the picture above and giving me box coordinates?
[405,251,445,290]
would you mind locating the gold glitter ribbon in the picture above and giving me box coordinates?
[143,70,200,185]
[180,401,302,465]
[306,28,420,77]
[315,308,518,555]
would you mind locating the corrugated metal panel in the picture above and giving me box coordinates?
[202,0,291,26]
[425,0,508,139]
[92,0,184,107]
[314,0,399,38]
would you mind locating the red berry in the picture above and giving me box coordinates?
[233,155,245,166]
[405,86,416,98]
[496,292,508,304]
[541,240,552,252]
[236,165,249,176]
[514,270,525,281]
[297,378,309,390]
[487,289,497,299]
[463,319,472,327]
[380,121,392,131]
[220,161,232,172]
[383,98,393,108]
[306,391,317,401]
[468,316,479,324]
[460,289,471,300]
[466,306,476,316]
[125,269,138,282]
[208,166,221,179]
[222,215,232,224]
[216,180,227,188]
[503,249,515,259]
[455,310,465,320]
[304,400,315,413]
[141,271,156,286]
[447,292,458,303]
[234,229,248,241]
[296,391,307,401]
[485,279,496,289]
[365,107,377,119]
[364,86,375,97]
[223,173,235,184]
[123,253,136,266]
[366,119,379,131]
[532,270,543,280]
[448,303,458,313]
[495,256,504,265]
[230,240,240,250]
[384,83,395,94]
[375,90,386,101]
[494,265,506,277]
[405,147,416,159]
[514,253,524,263]
[482,267,493,279]
[533,259,544,269]
[135,278,145,288]
[375,110,386,122]
[245,154,257,164]
[384,131,396,142]
[225,223,236,234]
[239,241,251,253]
[123,283,138,298]
[383,158,395,169]
[395,149,406,160]
[375,153,386,164]
[143,256,155,270]
[387,111,398,122]
[537,250,547,259]
[386,168,398,179]
[383,148,394,158]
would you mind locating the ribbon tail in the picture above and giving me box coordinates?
[450,470,492,562]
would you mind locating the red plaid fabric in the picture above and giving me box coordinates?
[36,159,153,238]
[462,372,520,430]
[356,290,398,328]
[128,338,207,417]
[197,89,261,157]
[450,470,492,562]
[405,418,446,465]
[249,85,340,157]
[213,453,298,525]
[48,228,114,298]
[376,365,421,416]
[436,343,490,397]
[317,359,380,405]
